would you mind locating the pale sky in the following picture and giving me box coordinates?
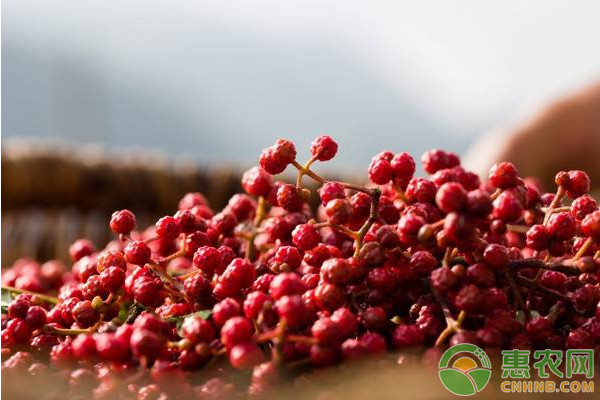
[3,0,600,170]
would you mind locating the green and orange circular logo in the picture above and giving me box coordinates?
[439,344,492,396]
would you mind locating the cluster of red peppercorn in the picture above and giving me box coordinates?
[2,135,600,399]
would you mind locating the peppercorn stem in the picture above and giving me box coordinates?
[339,182,372,195]
[543,186,566,224]
[148,262,185,299]
[418,218,446,242]
[504,270,531,321]
[506,224,530,234]
[43,326,93,335]
[490,188,502,200]
[160,248,187,264]
[540,206,571,214]
[292,160,325,186]
[393,184,409,203]
[508,258,579,275]
[286,335,318,345]
[1,285,59,304]
[515,276,570,301]
[43,316,103,335]
[273,318,287,365]
[312,222,358,239]
[353,188,381,258]
[435,310,466,347]
[255,330,278,343]
[247,196,267,261]
[573,237,594,260]
[175,269,201,281]
[144,235,159,244]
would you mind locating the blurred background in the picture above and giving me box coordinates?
[3,0,600,264]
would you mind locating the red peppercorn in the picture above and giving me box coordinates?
[259,139,296,174]
[525,224,550,250]
[110,209,136,234]
[272,246,302,271]
[410,251,438,276]
[547,212,577,241]
[421,149,459,174]
[310,135,338,161]
[581,210,600,241]
[212,298,242,328]
[430,267,457,292]
[435,182,467,213]
[8,297,31,320]
[124,241,152,265]
[331,308,358,338]
[492,191,523,222]
[95,333,129,363]
[318,181,346,206]
[242,166,273,197]
[155,216,180,241]
[455,284,482,313]
[314,283,345,311]
[489,161,519,189]
[211,211,237,235]
[368,158,392,185]
[466,189,493,217]
[269,272,306,300]
[229,342,265,369]
[292,224,321,251]
[68,239,95,262]
[178,192,209,210]
[243,291,271,320]
[72,300,99,328]
[130,328,163,361]
[571,195,598,220]
[483,244,509,270]
[393,324,424,347]
[25,306,47,330]
[221,317,254,348]
[360,332,387,353]
[311,317,341,345]
[7,318,32,344]
[274,295,309,329]
[405,178,437,203]
[325,198,353,225]
[227,194,256,221]
[133,276,163,307]
[99,266,126,293]
[181,316,215,344]
[564,170,591,198]
[309,344,339,367]
[276,184,304,212]
[193,246,221,276]
[72,334,97,360]
[390,152,416,182]
[466,263,496,287]
[96,249,127,272]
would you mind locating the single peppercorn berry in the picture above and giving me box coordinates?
[155,216,180,240]
[110,209,136,234]
[124,241,152,265]
[489,161,519,189]
[310,135,338,161]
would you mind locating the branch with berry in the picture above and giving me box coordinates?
[2,135,600,398]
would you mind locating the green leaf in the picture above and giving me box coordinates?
[1,288,15,314]
[516,310,539,324]
[124,302,148,324]
[165,310,212,337]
